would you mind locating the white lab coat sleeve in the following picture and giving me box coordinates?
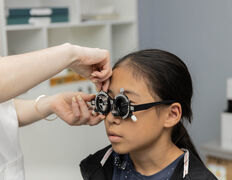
[0,100,25,180]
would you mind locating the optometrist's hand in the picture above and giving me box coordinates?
[0,43,111,103]
[69,45,112,92]
[50,92,105,126]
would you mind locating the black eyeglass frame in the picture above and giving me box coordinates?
[91,90,176,119]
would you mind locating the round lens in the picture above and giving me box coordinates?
[96,94,111,114]
[115,96,129,116]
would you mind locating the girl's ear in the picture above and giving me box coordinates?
[163,103,182,128]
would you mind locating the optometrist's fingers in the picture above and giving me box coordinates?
[93,79,110,92]
[87,102,94,110]
[62,96,81,126]
[94,82,102,92]
[87,114,105,126]
[71,96,87,126]
[91,70,111,82]
[91,57,112,79]
[88,105,98,116]
[76,95,91,124]
[72,97,80,119]
[69,95,104,126]
[79,93,96,102]
[90,76,110,85]
[102,79,110,92]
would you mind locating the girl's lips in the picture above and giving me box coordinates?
[107,131,123,143]
[108,135,123,143]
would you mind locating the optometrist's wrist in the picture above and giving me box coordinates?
[58,43,77,66]
[35,95,55,119]
[68,44,83,64]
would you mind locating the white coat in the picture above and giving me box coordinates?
[0,100,25,180]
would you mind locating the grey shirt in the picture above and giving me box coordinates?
[112,152,184,180]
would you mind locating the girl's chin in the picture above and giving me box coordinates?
[111,144,131,154]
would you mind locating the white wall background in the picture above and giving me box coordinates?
[138,0,232,150]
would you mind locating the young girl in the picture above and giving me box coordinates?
[80,49,217,180]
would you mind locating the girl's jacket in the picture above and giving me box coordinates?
[80,145,218,180]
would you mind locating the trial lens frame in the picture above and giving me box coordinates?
[91,88,176,120]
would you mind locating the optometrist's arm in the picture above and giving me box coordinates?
[0,43,112,103]
[14,92,105,127]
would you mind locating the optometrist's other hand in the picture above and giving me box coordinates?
[50,92,105,126]
[69,45,112,92]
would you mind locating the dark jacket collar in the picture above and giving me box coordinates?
[171,149,217,180]
[80,145,217,180]
[80,145,113,180]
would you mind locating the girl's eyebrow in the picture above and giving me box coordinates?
[108,89,140,97]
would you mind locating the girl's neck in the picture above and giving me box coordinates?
[129,135,183,176]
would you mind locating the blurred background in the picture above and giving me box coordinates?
[1,0,232,179]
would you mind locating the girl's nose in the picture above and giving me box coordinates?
[106,112,121,125]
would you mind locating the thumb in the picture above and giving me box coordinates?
[80,93,96,102]
[102,79,110,92]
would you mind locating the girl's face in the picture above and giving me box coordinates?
[105,66,169,154]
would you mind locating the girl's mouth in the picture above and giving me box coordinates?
[107,131,123,143]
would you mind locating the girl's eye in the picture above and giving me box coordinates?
[128,98,136,104]
[130,101,136,104]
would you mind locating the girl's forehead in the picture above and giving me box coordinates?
[111,67,137,87]
[110,67,152,99]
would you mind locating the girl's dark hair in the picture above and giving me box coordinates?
[113,49,201,161]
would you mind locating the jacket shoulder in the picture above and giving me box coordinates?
[79,145,113,180]
[81,145,112,165]
[188,159,218,179]
[171,150,218,180]
[186,151,218,180]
